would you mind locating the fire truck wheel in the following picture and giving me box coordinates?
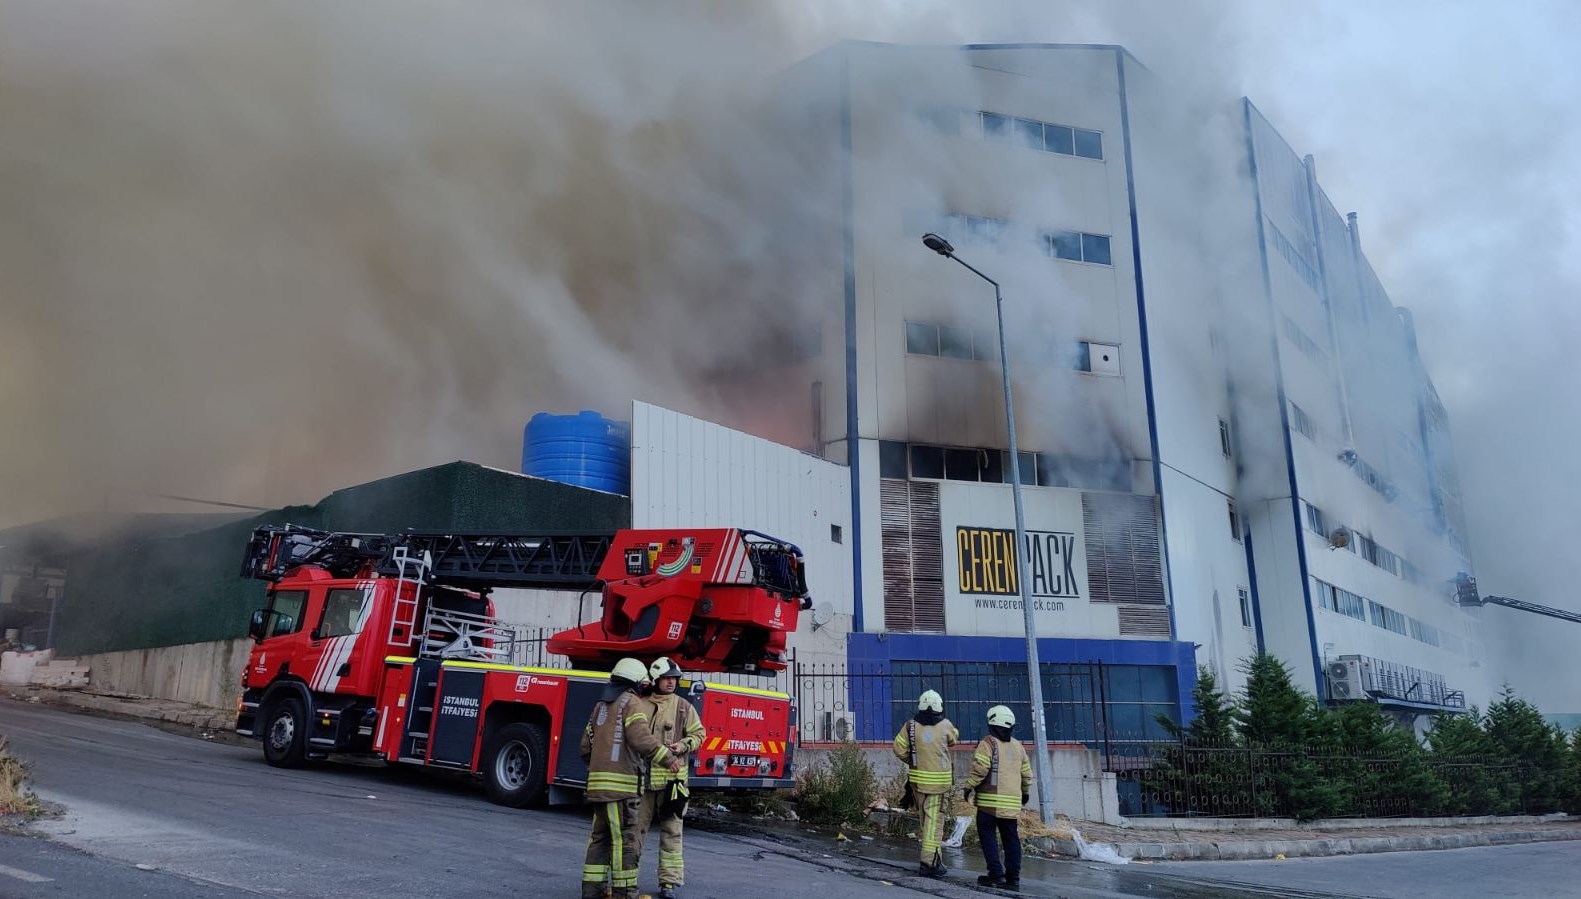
[262,696,308,768]
[483,722,547,808]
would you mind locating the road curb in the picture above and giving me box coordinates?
[1112,826,1581,861]
[19,689,233,733]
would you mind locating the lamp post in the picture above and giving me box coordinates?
[921,233,1056,826]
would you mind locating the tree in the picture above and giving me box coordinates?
[1425,708,1518,815]
[1326,703,1445,816]
[1485,687,1570,813]
[1147,666,1248,816]
[1234,653,1342,820]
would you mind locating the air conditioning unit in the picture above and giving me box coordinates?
[1328,527,1351,550]
[1327,655,1369,701]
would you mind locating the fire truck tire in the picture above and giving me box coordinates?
[482,722,548,808]
[261,697,308,768]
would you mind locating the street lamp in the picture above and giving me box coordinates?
[920,233,1057,826]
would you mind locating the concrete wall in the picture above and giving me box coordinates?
[80,637,250,709]
[797,742,1121,825]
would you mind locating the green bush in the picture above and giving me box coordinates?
[793,741,879,827]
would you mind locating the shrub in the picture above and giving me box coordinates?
[0,737,42,819]
[793,740,878,827]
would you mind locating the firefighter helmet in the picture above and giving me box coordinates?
[987,705,1016,728]
[649,656,683,681]
[611,657,650,685]
[918,690,944,713]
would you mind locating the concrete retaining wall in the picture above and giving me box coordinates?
[81,638,249,709]
[797,742,1121,825]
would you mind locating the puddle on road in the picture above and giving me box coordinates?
[698,815,1347,899]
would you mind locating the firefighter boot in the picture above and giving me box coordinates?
[657,887,677,899]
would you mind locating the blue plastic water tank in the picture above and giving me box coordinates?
[522,411,632,495]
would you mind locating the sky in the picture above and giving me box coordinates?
[0,1,1576,706]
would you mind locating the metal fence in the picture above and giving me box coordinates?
[1113,740,1531,819]
[791,661,1124,747]
[789,661,1530,819]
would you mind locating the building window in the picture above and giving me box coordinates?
[1227,500,1242,542]
[1219,418,1233,457]
[1368,600,1409,636]
[1303,501,1326,535]
[1289,402,1318,441]
[1043,230,1112,265]
[1313,577,1366,621]
[1073,128,1104,159]
[830,524,843,544]
[1077,341,1121,376]
[909,444,945,479]
[1282,314,1325,361]
[1238,588,1253,629]
[929,107,1103,161]
[939,324,974,360]
[1266,221,1320,293]
[905,320,939,356]
[879,440,909,478]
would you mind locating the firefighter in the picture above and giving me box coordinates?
[635,656,707,899]
[963,705,1032,891]
[892,689,958,877]
[579,657,680,899]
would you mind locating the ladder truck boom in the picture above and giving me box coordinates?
[242,525,809,674]
[1452,573,1581,624]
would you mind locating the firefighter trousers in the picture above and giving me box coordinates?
[583,797,642,899]
[636,788,687,887]
[917,792,948,866]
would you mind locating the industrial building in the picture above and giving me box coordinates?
[752,40,1490,731]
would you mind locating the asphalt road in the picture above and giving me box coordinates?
[1146,842,1581,899]
[4,699,1573,899]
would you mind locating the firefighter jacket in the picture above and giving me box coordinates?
[580,688,673,801]
[964,735,1033,818]
[892,715,958,795]
[643,691,707,792]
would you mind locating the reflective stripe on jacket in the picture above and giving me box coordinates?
[892,718,958,795]
[964,736,1032,819]
[580,689,672,801]
[644,691,706,789]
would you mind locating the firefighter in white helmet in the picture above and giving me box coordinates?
[892,689,958,877]
[963,705,1032,890]
[635,657,707,899]
[579,657,679,899]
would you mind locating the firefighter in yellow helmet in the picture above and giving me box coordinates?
[635,657,707,899]
[892,689,958,877]
[964,705,1032,890]
[579,657,680,899]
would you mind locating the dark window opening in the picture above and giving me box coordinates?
[879,440,909,478]
[909,444,945,479]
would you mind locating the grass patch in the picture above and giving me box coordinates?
[0,737,43,820]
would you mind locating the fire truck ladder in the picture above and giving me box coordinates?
[388,544,428,647]
[1452,573,1581,625]
[419,606,518,663]
[242,526,614,588]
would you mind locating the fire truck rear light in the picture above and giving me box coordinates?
[757,758,773,775]
[712,756,727,774]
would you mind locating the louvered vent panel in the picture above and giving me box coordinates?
[1082,493,1166,606]
[880,479,915,632]
[1118,604,1172,637]
[909,481,945,632]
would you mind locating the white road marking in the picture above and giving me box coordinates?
[0,862,53,883]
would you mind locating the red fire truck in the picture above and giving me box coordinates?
[234,525,806,806]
